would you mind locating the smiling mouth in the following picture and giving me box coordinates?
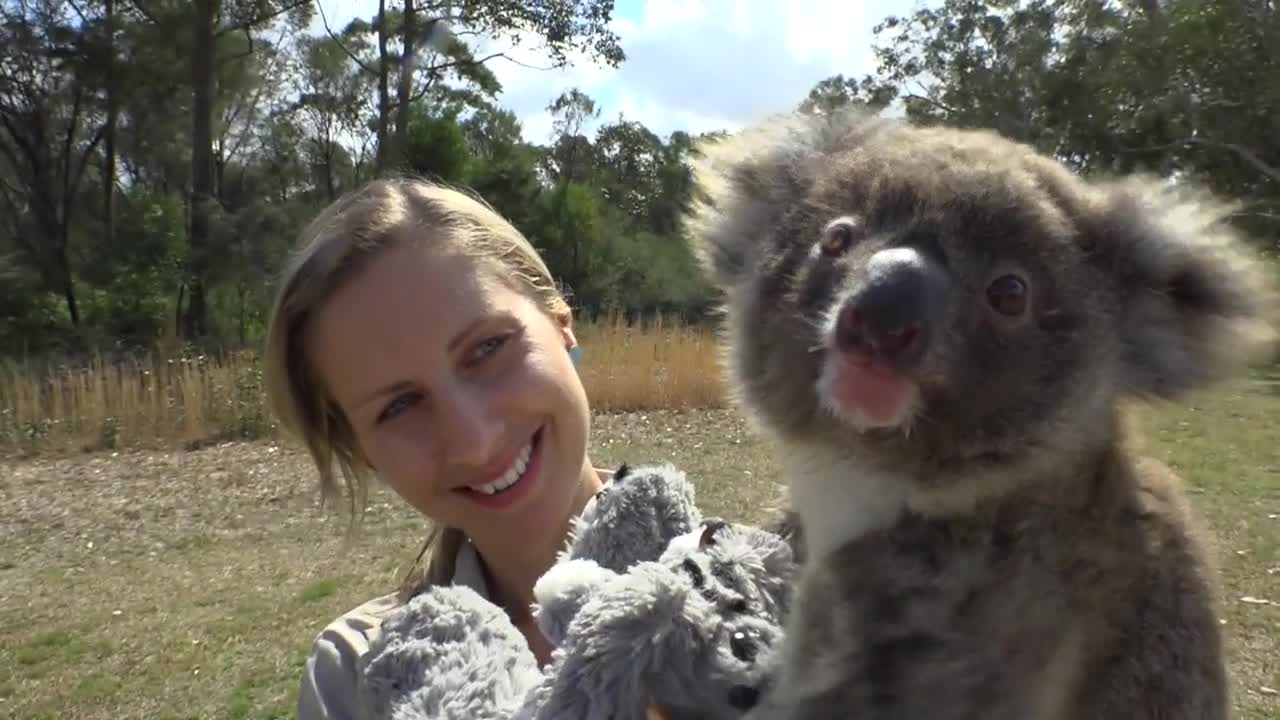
[457,426,543,499]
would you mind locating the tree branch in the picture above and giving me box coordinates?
[431,50,552,75]
[901,90,957,116]
[59,83,84,213]
[125,0,160,25]
[0,113,40,178]
[216,0,310,38]
[220,26,292,165]
[1120,137,1280,185]
[0,176,34,253]
[70,120,110,204]
[65,0,91,25]
[315,0,377,76]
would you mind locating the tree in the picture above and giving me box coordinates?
[544,87,600,184]
[819,0,1280,243]
[183,0,315,339]
[0,3,111,329]
[797,73,895,116]
[317,0,627,173]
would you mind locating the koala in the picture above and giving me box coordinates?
[684,108,1278,720]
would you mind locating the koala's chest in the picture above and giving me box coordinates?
[778,518,1092,712]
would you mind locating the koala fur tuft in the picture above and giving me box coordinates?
[685,107,1277,719]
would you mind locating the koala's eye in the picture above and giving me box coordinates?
[698,519,729,549]
[819,218,861,256]
[730,629,759,662]
[986,274,1029,317]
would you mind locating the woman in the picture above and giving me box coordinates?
[264,176,620,719]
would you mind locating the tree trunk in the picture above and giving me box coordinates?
[394,0,417,167]
[57,245,80,327]
[325,142,337,200]
[103,0,117,248]
[186,0,218,340]
[375,0,390,172]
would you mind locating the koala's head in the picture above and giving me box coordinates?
[564,462,702,573]
[686,109,1277,493]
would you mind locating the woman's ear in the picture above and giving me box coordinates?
[556,309,578,351]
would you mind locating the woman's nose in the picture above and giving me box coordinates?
[437,386,502,467]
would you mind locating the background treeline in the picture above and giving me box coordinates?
[2,0,1278,362]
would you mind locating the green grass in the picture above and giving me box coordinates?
[1,380,1278,718]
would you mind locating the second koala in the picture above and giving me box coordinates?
[685,109,1278,719]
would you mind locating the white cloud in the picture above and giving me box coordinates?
[311,0,923,144]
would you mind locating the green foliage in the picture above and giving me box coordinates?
[6,0,1278,364]
[0,256,69,356]
[403,105,472,183]
[79,190,187,348]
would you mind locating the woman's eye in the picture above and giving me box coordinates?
[377,392,421,423]
[469,334,509,364]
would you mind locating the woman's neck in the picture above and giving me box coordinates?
[475,459,606,621]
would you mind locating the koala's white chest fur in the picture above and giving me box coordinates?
[778,441,909,560]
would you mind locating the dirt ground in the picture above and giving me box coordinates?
[2,395,1277,719]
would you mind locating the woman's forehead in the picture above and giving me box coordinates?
[305,246,519,404]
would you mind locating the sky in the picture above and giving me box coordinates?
[311,0,927,144]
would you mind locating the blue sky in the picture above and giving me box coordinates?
[311,0,928,143]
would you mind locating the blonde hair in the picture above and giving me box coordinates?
[263,176,570,597]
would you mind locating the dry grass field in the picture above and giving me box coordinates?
[1,317,1277,719]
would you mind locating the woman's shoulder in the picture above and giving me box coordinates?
[295,541,493,719]
[296,591,404,720]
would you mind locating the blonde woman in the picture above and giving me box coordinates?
[264,177,624,719]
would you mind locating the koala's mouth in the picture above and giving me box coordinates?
[817,351,921,432]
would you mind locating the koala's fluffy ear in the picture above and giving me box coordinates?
[684,112,835,290]
[1085,176,1278,399]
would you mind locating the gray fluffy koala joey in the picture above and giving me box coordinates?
[533,461,703,653]
[516,518,797,720]
[686,108,1278,719]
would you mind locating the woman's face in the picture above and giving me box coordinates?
[307,243,595,554]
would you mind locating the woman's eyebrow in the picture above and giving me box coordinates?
[356,380,416,411]
[447,316,486,352]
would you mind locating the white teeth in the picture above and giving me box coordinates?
[472,441,532,496]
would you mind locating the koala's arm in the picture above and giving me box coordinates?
[1071,460,1230,720]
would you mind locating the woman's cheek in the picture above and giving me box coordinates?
[373,426,438,491]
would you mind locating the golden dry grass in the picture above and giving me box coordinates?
[0,312,728,457]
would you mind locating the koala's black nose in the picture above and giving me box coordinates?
[835,247,945,369]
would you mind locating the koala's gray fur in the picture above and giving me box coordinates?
[685,108,1278,719]
[560,462,704,573]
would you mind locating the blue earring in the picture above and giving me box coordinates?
[568,344,582,367]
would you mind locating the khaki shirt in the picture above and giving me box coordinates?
[295,541,492,720]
